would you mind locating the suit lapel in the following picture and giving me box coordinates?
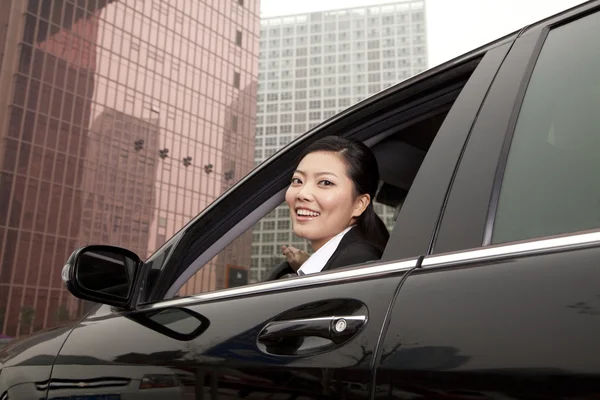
[321,227,360,272]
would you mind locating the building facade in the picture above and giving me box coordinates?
[250,1,427,282]
[0,0,260,337]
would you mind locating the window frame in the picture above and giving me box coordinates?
[432,4,600,255]
[490,13,600,245]
[140,52,495,305]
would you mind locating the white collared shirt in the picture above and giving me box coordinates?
[297,225,354,276]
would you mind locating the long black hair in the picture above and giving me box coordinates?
[296,136,390,252]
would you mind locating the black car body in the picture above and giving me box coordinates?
[3,1,600,399]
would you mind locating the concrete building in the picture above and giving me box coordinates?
[0,0,260,337]
[250,1,427,282]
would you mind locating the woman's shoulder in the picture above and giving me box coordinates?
[325,228,384,271]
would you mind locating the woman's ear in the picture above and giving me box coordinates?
[352,194,371,218]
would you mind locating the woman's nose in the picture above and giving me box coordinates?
[296,185,314,201]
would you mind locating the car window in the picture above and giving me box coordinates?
[491,11,600,244]
[176,197,395,297]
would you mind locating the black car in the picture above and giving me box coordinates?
[3,2,600,399]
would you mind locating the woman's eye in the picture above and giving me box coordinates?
[291,177,302,185]
[319,180,334,186]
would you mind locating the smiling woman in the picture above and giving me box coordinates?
[276,136,390,277]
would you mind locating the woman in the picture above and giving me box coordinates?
[268,136,390,280]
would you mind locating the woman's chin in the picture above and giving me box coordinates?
[292,228,311,241]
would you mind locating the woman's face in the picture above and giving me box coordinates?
[285,151,369,251]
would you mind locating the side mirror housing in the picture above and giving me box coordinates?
[62,245,143,309]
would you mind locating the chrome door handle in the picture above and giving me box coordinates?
[257,315,367,345]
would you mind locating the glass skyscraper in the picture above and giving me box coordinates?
[0,0,260,338]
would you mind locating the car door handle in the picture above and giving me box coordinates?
[257,315,367,345]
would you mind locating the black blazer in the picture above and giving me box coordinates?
[320,226,383,272]
[264,227,383,281]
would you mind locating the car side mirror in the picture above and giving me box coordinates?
[61,245,143,309]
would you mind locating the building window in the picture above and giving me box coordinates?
[309,111,322,121]
[277,220,290,229]
[236,30,243,46]
[265,148,277,157]
[339,98,351,107]
[261,245,274,255]
[231,115,238,132]
[277,232,289,241]
[148,50,165,64]
[238,0,244,6]
[279,135,292,144]
[233,71,240,88]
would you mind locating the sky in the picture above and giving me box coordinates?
[260,0,588,67]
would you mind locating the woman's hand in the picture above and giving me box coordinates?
[281,245,309,271]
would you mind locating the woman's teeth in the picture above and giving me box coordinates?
[297,209,320,217]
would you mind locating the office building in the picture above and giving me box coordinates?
[0,0,260,337]
[250,1,427,282]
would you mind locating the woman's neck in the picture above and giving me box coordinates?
[310,238,328,252]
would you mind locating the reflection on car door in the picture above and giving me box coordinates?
[376,237,600,399]
[48,257,418,399]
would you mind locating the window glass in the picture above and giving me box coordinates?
[492,12,600,244]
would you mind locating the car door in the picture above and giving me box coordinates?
[375,3,600,399]
[43,36,504,400]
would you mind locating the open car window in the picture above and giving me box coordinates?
[142,53,485,303]
[173,194,397,298]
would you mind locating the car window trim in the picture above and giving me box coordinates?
[141,258,419,310]
[384,45,512,261]
[431,27,546,255]
[423,229,600,270]
[484,7,600,246]
[481,26,550,246]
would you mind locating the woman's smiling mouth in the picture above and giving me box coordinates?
[295,208,320,221]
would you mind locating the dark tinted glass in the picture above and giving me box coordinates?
[493,11,600,243]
